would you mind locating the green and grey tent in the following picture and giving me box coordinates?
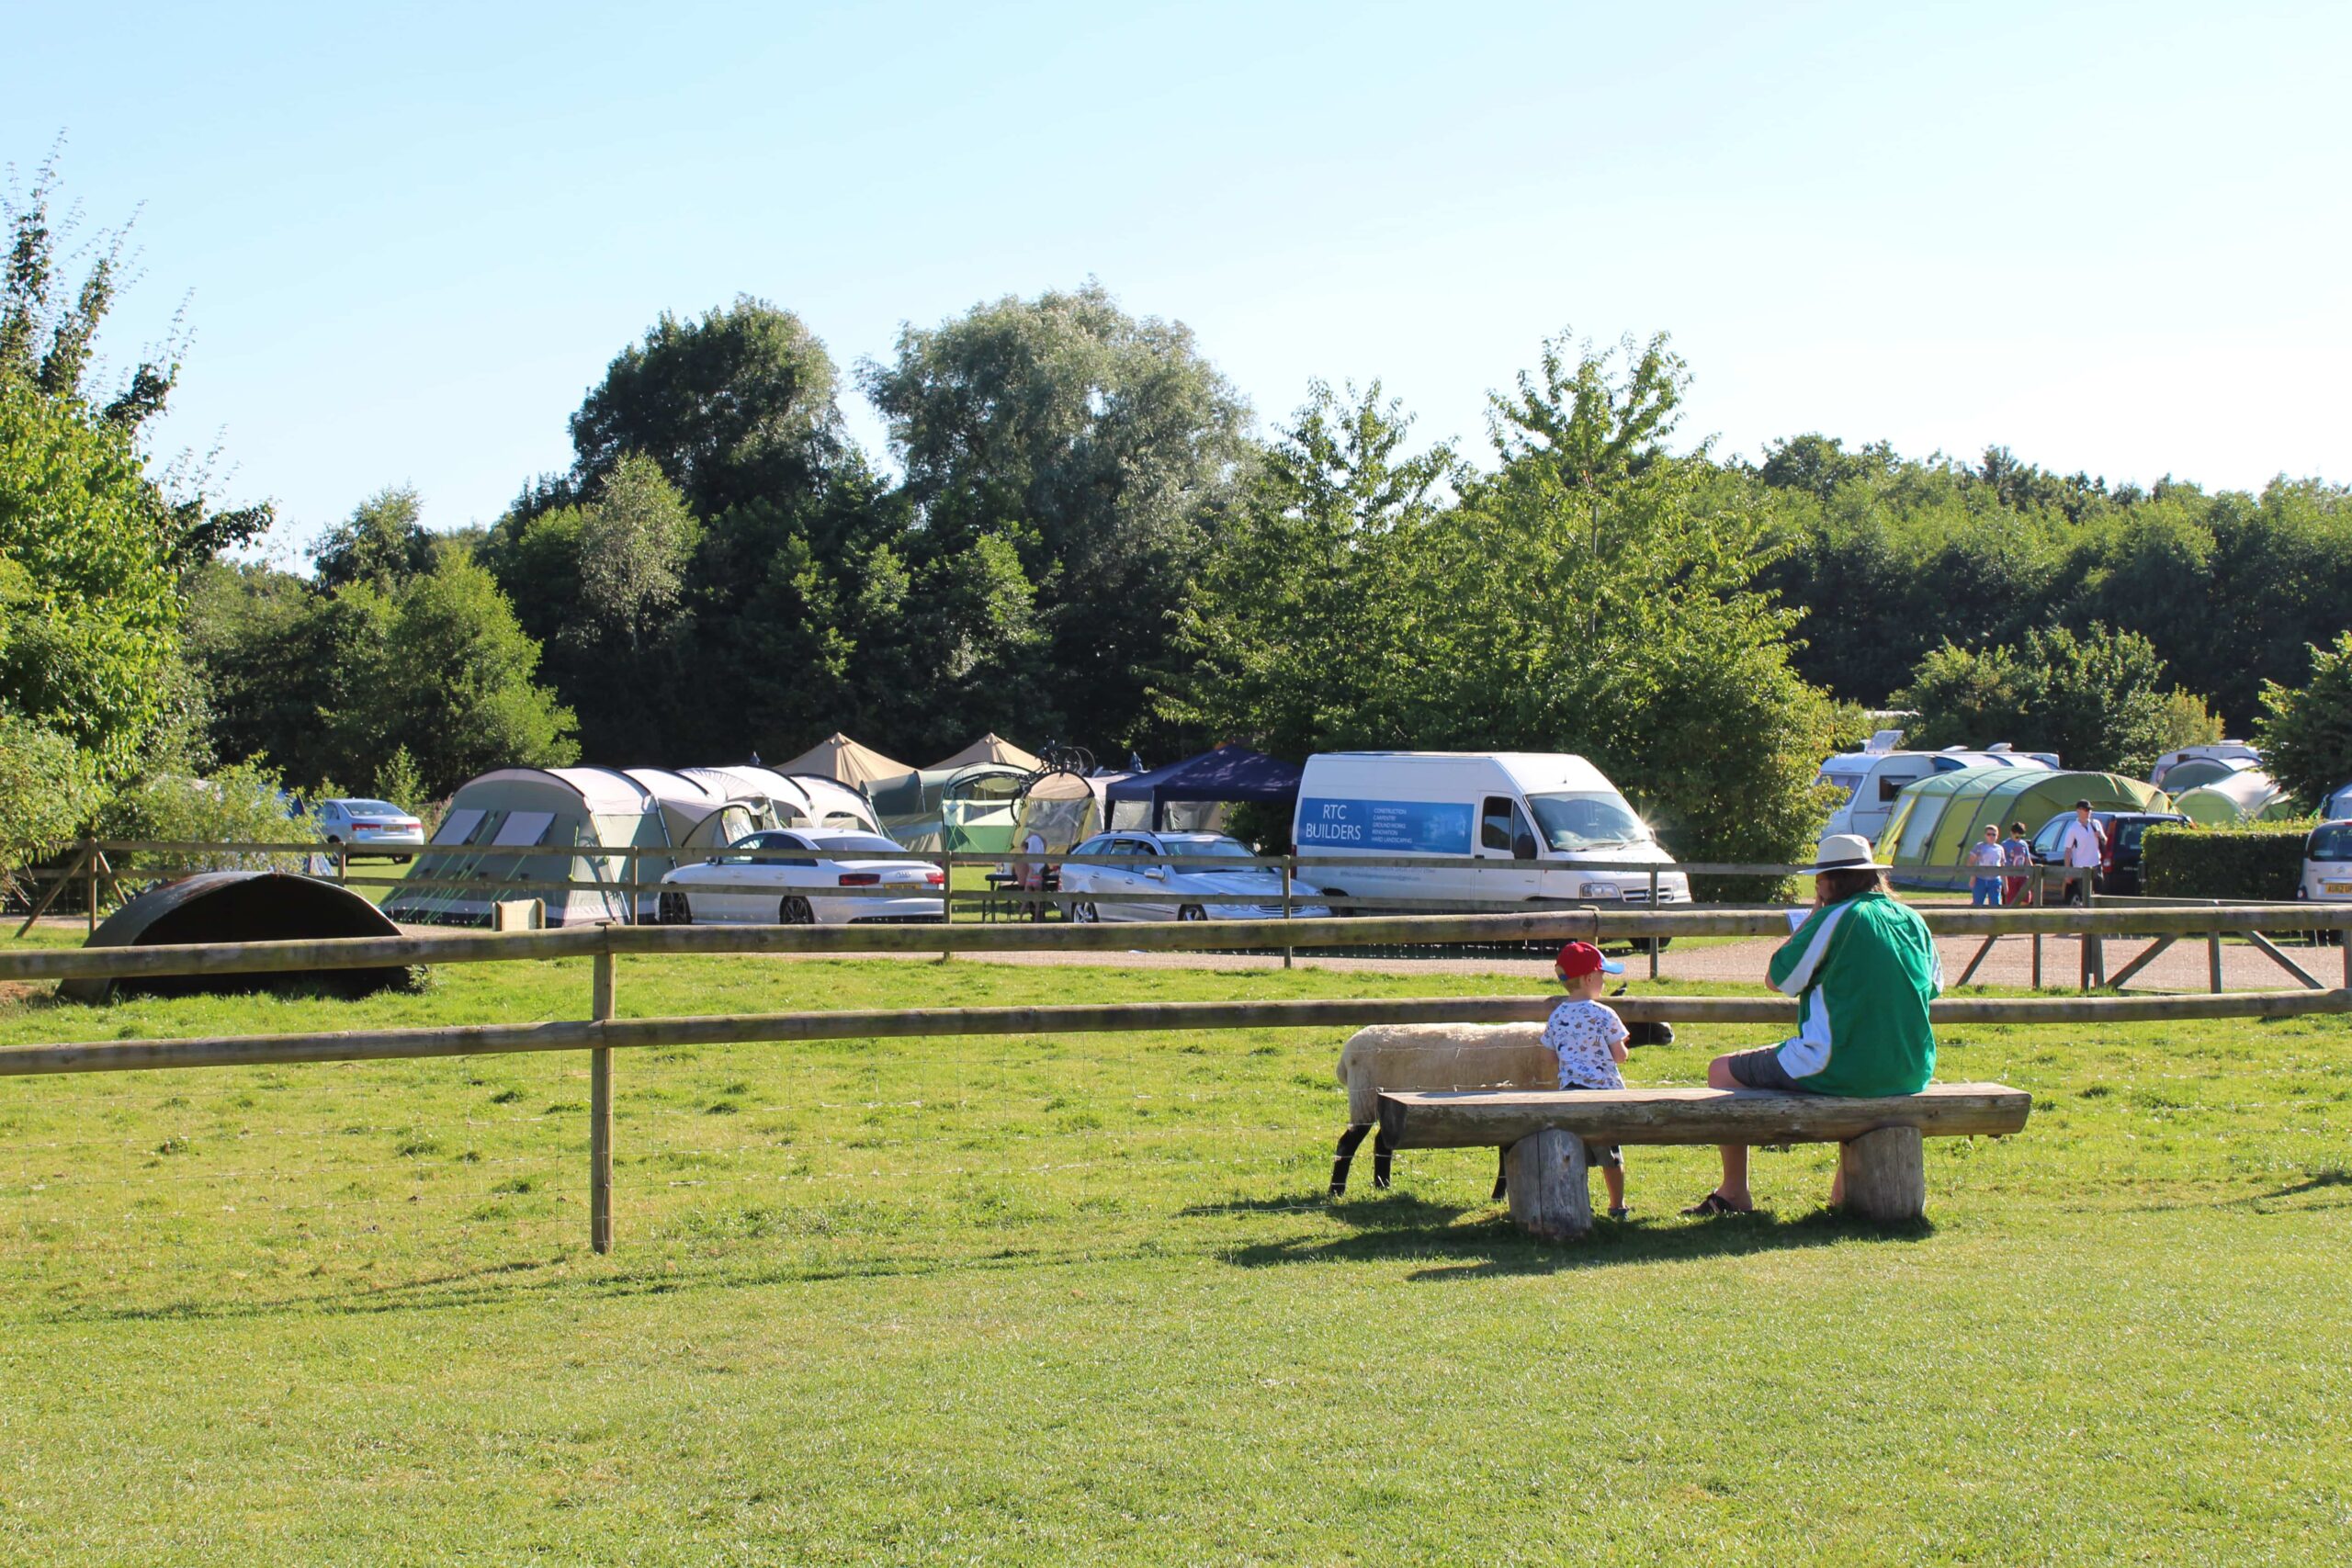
[2174,770,2296,825]
[871,764,1027,853]
[385,765,881,927]
[1880,768,2168,882]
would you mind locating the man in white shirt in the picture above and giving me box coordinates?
[2056,799,2106,905]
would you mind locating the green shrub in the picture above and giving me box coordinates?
[97,761,321,874]
[2140,824,2309,901]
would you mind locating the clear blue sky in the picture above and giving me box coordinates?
[11,1,2346,552]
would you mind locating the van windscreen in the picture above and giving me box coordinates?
[1527,792,1649,852]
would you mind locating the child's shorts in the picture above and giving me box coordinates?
[1556,1080,1623,1168]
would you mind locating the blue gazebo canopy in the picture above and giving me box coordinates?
[1105,746,1303,829]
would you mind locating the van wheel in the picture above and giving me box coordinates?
[659,890,693,925]
[1177,905,1207,921]
[779,896,814,925]
[1320,888,1352,917]
[1070,901,1100,923]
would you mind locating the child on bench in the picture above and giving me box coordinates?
[1541,940,1632,1220]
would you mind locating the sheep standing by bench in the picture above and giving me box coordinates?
[1330,1012,1672,1196]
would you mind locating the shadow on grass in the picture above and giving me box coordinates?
[1202,1187,1933,1276]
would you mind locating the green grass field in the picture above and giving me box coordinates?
[0,937,2346,1564]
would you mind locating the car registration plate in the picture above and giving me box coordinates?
[2327,882,2352,895]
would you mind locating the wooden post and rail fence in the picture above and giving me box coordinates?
[1,902,2346,1255]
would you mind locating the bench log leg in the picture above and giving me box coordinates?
[1837,1125,1926,1223]
[1505,1129,1592,1241]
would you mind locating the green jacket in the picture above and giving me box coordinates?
[1767,890,1941,1097]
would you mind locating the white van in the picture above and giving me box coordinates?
[1291,751,1689,908]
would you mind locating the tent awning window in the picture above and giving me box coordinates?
[491,811,557,849]
[434,807,487,846]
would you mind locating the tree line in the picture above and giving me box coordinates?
[7,156,2352,876]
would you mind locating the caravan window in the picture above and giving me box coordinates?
[1526,792,1648,852]
[1816,771,1863,805]
[1879,773,1914,803]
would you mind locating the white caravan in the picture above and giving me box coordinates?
[1817,735,2055,844]
[1291,751,1688,909]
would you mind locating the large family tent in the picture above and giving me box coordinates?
[1880,769,2168,878]
[870,763,1027,853]
[926,733,1042,773]
[384,765,881,927]
[774,733,911,790]
[1875,767,2014,867]
[2148,742,2261,791]
[1006,768,1128,857]
[1102,746,1306,833]
[2154,755,2251,794]
[2173,770,2296,825]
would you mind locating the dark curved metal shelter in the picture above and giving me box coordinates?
[60,872,410,1005]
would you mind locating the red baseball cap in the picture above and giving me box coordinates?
[1555,940,1623,978]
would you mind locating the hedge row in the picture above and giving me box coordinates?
[2140,824,2313,901]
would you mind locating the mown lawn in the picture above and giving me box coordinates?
[0,938,2346,1564]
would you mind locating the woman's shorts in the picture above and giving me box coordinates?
[1556,1081,1624,1168]
[1723,1045,1815,1094]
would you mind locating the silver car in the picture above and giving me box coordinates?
[1057,831,1328,922]
[315,797,425,861]
[657,829,944,925]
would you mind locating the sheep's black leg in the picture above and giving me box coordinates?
[1330,1123,1372,1197]
[1372,1130,1395,1190]
[1491,1145,1509,1201]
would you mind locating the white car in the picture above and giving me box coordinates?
[315,797,425,860]
[1058,831,1329,922]
[2301,820,2352,907]
[656,829,944,925]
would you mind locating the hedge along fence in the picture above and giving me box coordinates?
[3,903,2349,1255]
[2142,825,2316,902]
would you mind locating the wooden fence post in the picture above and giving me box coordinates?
[85,851,99,935]
[2030,865,2043,989]
[1281,861,1294,970]
[2209,926,2223,994]
[1647,868,1660,980]
[941,852,955,962]
[589,935,616,1255]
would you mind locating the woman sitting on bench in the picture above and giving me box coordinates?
[1684,833,1944,1216]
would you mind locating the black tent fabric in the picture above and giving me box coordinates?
[1104,746,1303,829]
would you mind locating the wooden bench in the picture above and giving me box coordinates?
[1375,1082,2032,1238]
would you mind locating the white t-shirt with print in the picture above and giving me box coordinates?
[1542,998,1628,1090]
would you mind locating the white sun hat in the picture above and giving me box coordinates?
[1809,832,1893,873]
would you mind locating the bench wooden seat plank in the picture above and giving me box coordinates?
[1376,1081,2030,1151]
[1374,1082,2031,1239]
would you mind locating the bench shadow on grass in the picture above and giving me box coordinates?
[1192,1190,1932,1278]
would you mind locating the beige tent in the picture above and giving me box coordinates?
[774,733,913,790]
[927,733,1042,773]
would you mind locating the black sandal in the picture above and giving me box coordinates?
[1680,1192,1754,1216]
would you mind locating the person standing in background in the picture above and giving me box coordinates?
[1968,824,2007,906]
[2056,800,2106,905]
[2002,819,2033,906]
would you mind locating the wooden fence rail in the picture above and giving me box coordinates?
[6,901,2348,985]
[5,902,2347,1255]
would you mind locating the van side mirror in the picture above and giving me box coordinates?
[1513,833,1538,862]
